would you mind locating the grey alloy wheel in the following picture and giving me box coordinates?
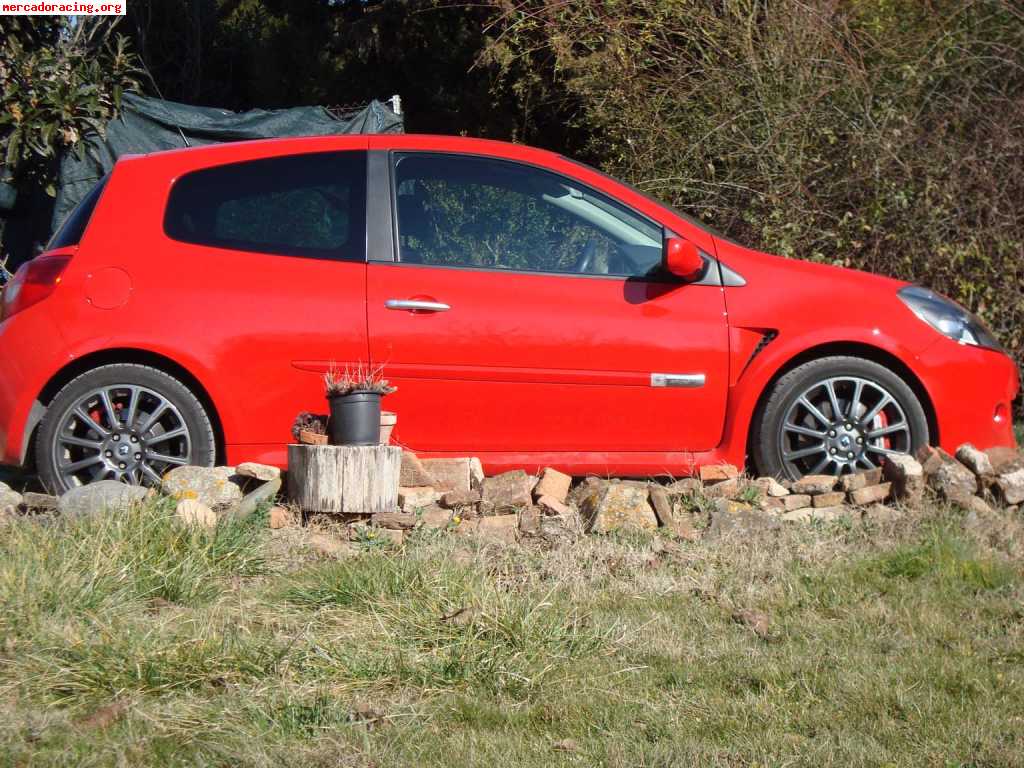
[778,376,912,477]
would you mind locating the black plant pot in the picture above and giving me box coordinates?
[328,391,382,446]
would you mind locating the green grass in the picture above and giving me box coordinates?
[0,499,1021,766]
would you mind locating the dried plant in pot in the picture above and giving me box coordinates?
[324,364,397,446]
[292,411,328,445]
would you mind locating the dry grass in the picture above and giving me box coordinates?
[0,494,1021,766]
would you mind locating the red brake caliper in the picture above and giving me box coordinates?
[874,409,891,450]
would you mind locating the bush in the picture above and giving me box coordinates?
[484,0,1024,384]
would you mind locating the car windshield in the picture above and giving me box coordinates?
[561,157,738,244]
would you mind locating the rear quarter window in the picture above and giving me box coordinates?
[48,176,109,250]
[163,151,367,261]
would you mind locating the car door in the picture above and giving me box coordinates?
[157,147,369,461]
[365,150,729,453]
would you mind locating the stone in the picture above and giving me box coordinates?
[419,505,452,529]
[536,494,572,518]
[967,495,993,515]
[781,494,812,511]
[706,498,780,538]
[848,482,892,505]
[398,486,440,510]
[956,444,994,477]
[0,482,22,513]
[812,491,845,508]
[307,532,353,558]
[534,467,572,503]
[929,460,978,504]
[439,489,481,509]
[372,512,417,529]
[699,464,739,483]
[579,482,658,534]
[985,446,1023,475]
[477,514,519,544]
[540,516,578,542]
[468,458,485,490]
[862,503,902,523]
[21,492,58,512]
[703,477,740,499]
[227,478,281,521]
[235,462,281,482]
[481,470,534,510]
[915,445,945,475]
[758,496,787,511]
[649,485,698,540]
[268,506,295,529]
[162,466,243,508]
[754,477,789,497]
[791,475,837,495]
[420,458,473,493]
[882,454,925,506]
[666,478,702,494]
[58,480,149,517]
[567,476,606,507]
[175,499,217,528]
[782,506,846,523]
[995,468,1024,506]
[732,609,771,639]
[839,468,883,492]
[518,506,541,536]
[648,485,673,526]
[400,451,436,487]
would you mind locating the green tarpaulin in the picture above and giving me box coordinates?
[0,93,402,270]
[53,93,403,229]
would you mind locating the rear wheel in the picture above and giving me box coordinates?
[36,364,215,493]
[752,356,929,480]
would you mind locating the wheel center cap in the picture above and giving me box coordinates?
[118,444,131,457]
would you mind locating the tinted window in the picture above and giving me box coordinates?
[48,175,109,249]
[164,151,366,260]
[393,153,662,277]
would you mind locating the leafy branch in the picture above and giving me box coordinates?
[0,17,143,194]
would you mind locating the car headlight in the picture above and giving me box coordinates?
[898,285,1002,351]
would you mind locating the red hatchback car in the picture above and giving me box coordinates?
[0,134,1018,492]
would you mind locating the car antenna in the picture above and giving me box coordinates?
[134,39,191,149]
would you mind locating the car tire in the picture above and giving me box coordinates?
[752,356,929,480]
[36,363,216,493]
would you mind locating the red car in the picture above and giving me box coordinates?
[0,134,1018,492]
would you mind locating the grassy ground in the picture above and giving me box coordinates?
[0,494,1022,767]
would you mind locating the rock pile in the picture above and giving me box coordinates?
[3,441,1021,551]
[0,463,284,529]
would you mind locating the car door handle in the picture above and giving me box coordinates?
[385,299,451,313]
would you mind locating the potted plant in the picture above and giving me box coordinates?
[324,364,397,446]
[292,411,328,445]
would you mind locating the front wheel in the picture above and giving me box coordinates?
[752,356,929,480]
[36,363,216,493]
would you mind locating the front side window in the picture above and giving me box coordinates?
[393,153,662,277]
[164,151,366,260]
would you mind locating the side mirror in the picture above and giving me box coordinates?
[664,237,705,281]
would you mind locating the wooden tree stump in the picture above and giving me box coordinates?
[288,444,401,515]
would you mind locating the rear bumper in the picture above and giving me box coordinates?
[0,308,66,466]
[915,336,1019,452]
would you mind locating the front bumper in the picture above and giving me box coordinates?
[914,335,1019,452]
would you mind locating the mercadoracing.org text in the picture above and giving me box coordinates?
[2,1,125,14]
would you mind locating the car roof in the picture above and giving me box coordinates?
[124,133,562,167]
